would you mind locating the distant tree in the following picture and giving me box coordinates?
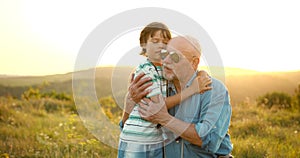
[257,92,292,109]
[22,87,41,100]
[293,84,300,111]
[22,87,72,101]
[41,90,72,101]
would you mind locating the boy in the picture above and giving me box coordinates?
[118,22,211,158]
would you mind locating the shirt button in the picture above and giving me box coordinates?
[176,140,180,143]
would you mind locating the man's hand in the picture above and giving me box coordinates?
[128,73,152,103]
[121,72,153,124]
[138,95,171,125]
[138,95,203,147]
[190,70,212,94]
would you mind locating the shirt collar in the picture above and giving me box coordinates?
[168,70,198,94]
[185,70,199,88]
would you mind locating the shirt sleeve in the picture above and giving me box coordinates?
[194,79,232,153]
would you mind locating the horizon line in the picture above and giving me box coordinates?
[1,66,300,77]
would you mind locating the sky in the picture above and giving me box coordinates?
[1,0,300,76]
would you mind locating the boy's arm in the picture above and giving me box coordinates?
[165,88,196,109]
[165,71,212,109]
[126,70,212,110]
[121,92,136,125]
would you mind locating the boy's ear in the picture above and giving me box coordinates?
[139,44,147,56]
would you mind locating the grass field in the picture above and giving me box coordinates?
[1,67,300,157]
[230,100,300,157]
[0,94,299,157]
[0,97,118,158]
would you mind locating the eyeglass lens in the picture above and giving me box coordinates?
[160,50,180,63]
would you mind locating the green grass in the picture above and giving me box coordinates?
[0,97,117,158]
[1,67,300,157]
[0,93,300,157]
[230,101,300,157]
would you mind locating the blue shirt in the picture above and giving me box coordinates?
[164,71,233,158]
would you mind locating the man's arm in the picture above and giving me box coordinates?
[128,73,153,103]
[139,81,232,150]
[120,73,152,126]
[193,80,232,152]
[138,95,203,146]
[161,113,203,146]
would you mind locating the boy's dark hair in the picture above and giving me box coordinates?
[139,22,171,55]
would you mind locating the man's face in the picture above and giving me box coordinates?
[161,49,177,81]
[161,43,187,80]
[162,37,197,81]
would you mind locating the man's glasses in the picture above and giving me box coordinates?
[160,49,180,63]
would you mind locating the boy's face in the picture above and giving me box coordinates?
[145,30,169,64]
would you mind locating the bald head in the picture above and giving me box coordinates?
[168,36,201,58]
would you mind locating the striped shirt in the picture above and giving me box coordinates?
[120,59,167,144]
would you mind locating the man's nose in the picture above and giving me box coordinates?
[162,53,171,64]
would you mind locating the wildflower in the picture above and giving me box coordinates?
[1,153,9,158]
[54,131,59,136]
[79,142,86,146]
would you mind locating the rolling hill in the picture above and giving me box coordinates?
[0,67,299,105]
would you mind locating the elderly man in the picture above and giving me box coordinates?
[129,36,233,157]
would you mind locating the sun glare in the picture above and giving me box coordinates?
[0,1,299,76]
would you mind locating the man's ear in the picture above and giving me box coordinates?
[192,57,200,69]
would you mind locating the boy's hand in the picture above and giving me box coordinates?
[191,70,212,94]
